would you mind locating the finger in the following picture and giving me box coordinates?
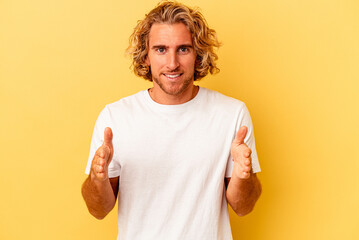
[244,158,252,166]
[243,148,252,158]
[103,127,113,146]
[95,147,108,159]
[233,155,251,166]
[96,165,104,173]
[233,159,251,173]
[243,165,251,173]
[93,156,103,168]
[240,160,252,172]
[241,171,250,179]
[233,126,248,145]
[96,157,105,167]
[102,145,111,159]
[92,162,103,176]
[103,127,114,163]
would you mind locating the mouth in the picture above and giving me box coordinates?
[163,73,183,80]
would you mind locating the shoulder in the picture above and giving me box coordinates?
[102,90,148,115]
[106,90,146,109]
[95,90,147,123]
[200,87,246,112]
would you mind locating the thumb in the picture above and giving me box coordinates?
[233,126,248,145]
[103,127,113,146]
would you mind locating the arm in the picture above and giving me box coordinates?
[225,126,262,216]
[81,127,119,219]
[226,174,261,216]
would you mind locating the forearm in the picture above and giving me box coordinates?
[226,173,261,216]
[81,174,116,219]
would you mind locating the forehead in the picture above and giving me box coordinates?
[148,23,193,46]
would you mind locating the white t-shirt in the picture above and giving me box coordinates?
[85,87,261,240]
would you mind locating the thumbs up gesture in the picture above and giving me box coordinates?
[91,127,114,181]
[231,126,252,179]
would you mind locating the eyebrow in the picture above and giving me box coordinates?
[178,44,194,49]
[151,44,194,49]
[151,45,167,49]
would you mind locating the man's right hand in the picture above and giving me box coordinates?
[90,127,114,181]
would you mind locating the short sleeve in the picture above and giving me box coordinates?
[85,106,121,178]
[225,104,261,178]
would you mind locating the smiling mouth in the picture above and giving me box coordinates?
[163,73,183,79]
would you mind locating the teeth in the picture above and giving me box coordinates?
[165,74,181,78]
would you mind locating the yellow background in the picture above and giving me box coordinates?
[1,0,358,239]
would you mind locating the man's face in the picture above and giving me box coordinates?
[146,23,196,96]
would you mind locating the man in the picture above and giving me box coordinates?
[81,1,261,239]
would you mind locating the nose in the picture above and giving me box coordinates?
[166,51,179,71]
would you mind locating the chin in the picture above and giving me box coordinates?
[154,75,193,96]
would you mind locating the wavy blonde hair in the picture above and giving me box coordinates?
[127,1,221,81]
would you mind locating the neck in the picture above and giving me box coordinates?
[149,84,199,105]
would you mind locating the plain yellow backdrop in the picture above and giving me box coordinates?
[1,0,358,239]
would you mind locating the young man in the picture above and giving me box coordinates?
[82,1,261,239]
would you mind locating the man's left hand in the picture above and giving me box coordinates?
[231,126,252,179]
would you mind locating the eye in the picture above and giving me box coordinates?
[179,47,189,53]
[156,47,166,53]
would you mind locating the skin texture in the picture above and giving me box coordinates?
[81,22,261,219]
